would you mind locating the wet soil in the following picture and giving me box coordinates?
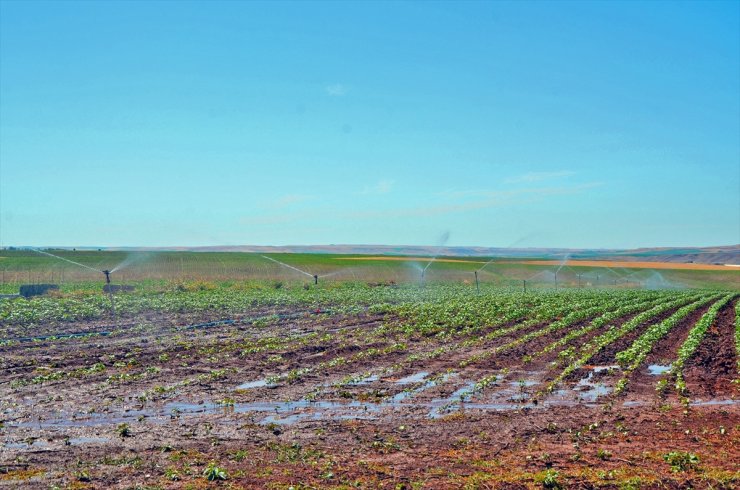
[1,302,738,489]
[625,304,712,398]
[682,300,738,398]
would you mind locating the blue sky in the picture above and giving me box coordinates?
[1,0,738,248]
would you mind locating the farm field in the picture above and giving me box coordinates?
[1,279,738,489]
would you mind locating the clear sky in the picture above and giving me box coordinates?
[1,0,738,249]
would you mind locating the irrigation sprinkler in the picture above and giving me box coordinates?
[102,270,117,322]
[523,279,526,293]
[313,274,318,285]
[474,270,480,293]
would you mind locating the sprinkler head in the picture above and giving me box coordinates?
[313,274,318,285]
[102,270,111,284]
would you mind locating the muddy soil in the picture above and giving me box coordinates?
[624,304,712,398]
[1,302,738,489]
[682,300,739,398]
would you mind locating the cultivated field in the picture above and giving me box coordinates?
[0,251,739,488]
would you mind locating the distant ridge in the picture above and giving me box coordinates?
[46,244,740,265]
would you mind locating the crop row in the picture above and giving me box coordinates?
[330,292,640,389]
[613,295,721,394]
[546,292,706,392]
[670,294,736,395]
[529,294,666,362]
[459,298,639,368]
[453,295,680,402]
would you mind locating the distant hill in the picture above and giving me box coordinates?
[88,244,740,265]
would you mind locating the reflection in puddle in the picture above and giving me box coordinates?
[11,362,736,429]
[647,364,671,376]
[236,379,269,390]
[391,373,453,404]
[67,436,110,445]
[2,436,109,450]
[347,375,379,386]
[394,372,429,384]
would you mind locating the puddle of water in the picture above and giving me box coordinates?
[548,366,617,404]
[67,436,110,445]
[236,379,268,390]
[347,375,379,386]
[510,379,538,388]
[622,400,643,407]
[691,398,739,407]
[647,364,671,376]
[394,372,429,384]
[3,438,50,450]
[390,373,453,404]
[573,370,612,401]
[428,382,475,418]
[591,365,620,373]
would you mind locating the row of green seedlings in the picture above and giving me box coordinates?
[10,346,158,388]
[323,294,619,394]
[458,297,636,368]
[389,291,582,337]
[0,282,540,325]
[612,294,724,394]
[661,294,737,398]
[545,293,710,394]
[0,329,112,348]
[436,372,505,414]
[524,294,670,363]
[324,294,659,404]
[229,292,666,401]
[10,362,107,388]
[265,342,408,386]
[446,295,677,404]
[138,307,409,400]
[136,328,354,401]
[455,294,627,352]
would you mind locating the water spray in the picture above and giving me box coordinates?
[27,248,100,273]
[419,231,450,287]
[260,255,318,286]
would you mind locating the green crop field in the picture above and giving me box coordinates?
[1,249,738,488]
[0,249,737,292]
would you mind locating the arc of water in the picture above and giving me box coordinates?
[422,231,451,274]
[526,269,553,281]
[260,255,314,278]
[28,248,101,273]
[554,254,570,276]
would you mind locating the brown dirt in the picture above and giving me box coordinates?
[623,304,712,398]
[682,300,739,398]
[1,303,738,489]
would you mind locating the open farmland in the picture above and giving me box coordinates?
[1,268,739,488]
